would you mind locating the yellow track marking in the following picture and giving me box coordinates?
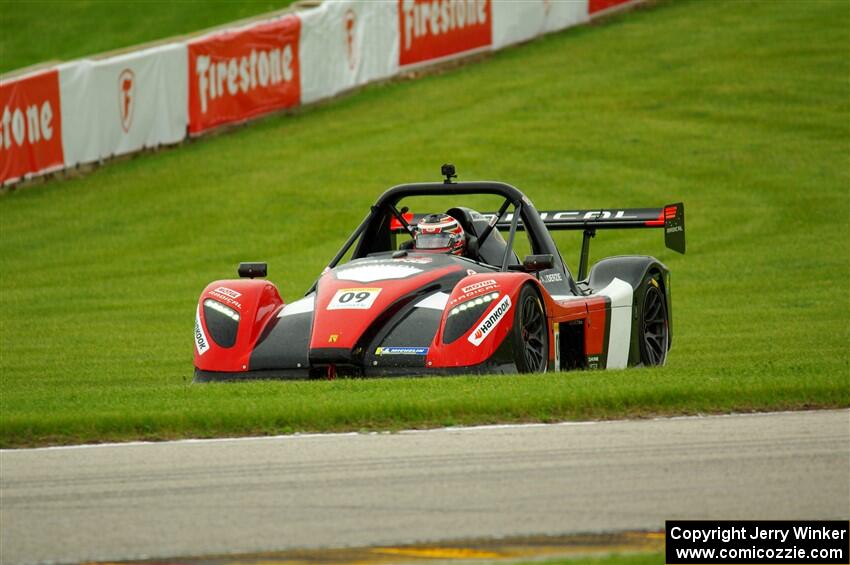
[372,547,504,559]
[87,530,665,564]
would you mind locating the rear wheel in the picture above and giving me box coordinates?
[512,284,549,373]
[638,275,669,366]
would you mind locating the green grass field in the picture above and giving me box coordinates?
[1,0,847,447]
[0,0,295,74]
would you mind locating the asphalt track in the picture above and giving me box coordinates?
[1,410,848,564]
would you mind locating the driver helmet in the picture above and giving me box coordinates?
[414,213,465,256]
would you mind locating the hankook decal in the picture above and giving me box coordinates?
[468,294,511,346]
[194,306,210,355]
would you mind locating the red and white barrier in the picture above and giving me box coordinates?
[0,70,65,184]
[299,1,399,105]
[398,0,493,67]
[589,0,638,17]
[493,1,588,49]
[0,0,644,186]
[188,15,301,135]
[58,43,188,166]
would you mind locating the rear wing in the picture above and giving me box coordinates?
[486,203,686,254]
[391,203,685,255]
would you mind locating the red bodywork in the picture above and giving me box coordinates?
[194,280,283,372]
[309,264,459,354]
[194,263,608,374]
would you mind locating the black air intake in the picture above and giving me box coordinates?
[203,299,239,348]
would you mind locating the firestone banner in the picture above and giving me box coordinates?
[589,0,636,16]
[398,0,492,67]
[188,16,301,134]
[58,43,188,167]
[492,0,588,49]
[1,0,647,186]
[0,70,64,184]
[299,0,399,105]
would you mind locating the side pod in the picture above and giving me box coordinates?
[427,272,538,372]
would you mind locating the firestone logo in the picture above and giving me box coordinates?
[401,0,488,50]
[1,100,55,149]
[195,45,294,114]
[118,69,135,133]
[187,17,301,134]
[1,70,64,184]
[344,9,357,70]
[399,0,492,66]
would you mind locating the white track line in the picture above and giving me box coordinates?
[2,409,845,453]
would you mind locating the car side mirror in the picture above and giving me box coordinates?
[238,262,267,278]
[522,254,553,272]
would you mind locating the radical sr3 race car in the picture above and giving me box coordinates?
[193,166,685,381]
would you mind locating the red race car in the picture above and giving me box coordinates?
[193,166,685,381]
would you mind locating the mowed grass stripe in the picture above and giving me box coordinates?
[0,1,296,74]
[1,0,848,447]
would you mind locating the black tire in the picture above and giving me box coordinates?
[512,284,549,373]
[638,275,669,366]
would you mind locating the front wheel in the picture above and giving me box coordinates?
[512,284,549,373]
[638,275,669,366]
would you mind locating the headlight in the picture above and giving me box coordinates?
[204,298,240,321]
[202,299,240,348]
[444,292,500,344]
[447,292,499,317]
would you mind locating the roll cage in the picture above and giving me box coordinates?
[323,181,578,288]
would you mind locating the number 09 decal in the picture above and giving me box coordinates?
[327,288,382,310]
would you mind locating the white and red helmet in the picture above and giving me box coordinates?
[414,213,465,256]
